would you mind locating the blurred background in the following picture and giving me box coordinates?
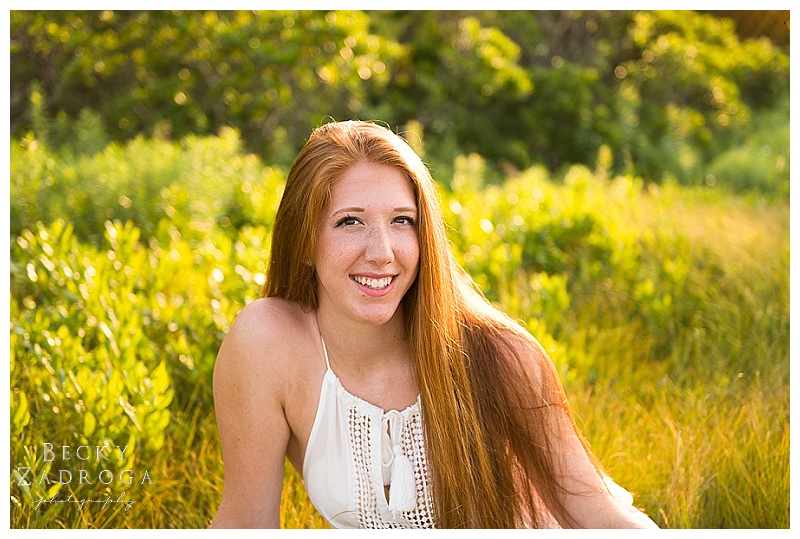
[9,10,789,529]
[9,10,790,197]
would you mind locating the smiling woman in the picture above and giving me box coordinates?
[210,120,659,529]
[315,162,419,327]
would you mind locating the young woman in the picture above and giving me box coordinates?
[211,120,658,529]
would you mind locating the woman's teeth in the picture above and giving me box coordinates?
[353,276,393,290]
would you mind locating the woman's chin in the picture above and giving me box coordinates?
[354,305,403,327]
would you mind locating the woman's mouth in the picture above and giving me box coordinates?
[351,275,395,290]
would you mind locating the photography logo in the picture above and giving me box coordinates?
[15,442,153,513]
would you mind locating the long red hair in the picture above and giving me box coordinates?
[264,120,593,527]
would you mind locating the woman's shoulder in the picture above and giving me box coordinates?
[474,320,553,386]
[229,296,310,340]
[214,297,317,384]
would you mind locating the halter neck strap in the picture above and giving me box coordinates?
[320,336,332,371]
[315,310,332,371]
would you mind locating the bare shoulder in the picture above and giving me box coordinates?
[215,298,310,374]
[210,297,314,528]
[224,296,310,348]
[212,297,320,422]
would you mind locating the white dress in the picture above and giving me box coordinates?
[302,337,435,528]
[301,336,657,529]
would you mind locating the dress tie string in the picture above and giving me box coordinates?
[381,411,416,515]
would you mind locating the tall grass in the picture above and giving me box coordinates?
[563,187,789,528]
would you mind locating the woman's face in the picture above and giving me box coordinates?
[315,161,420,327]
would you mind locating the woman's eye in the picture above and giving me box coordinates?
[394,216,416,226]
[336,215,359,227]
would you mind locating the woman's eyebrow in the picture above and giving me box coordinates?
[331,206,417,215]
[332,207,365,215]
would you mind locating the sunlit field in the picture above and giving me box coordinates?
[9,134,788,528]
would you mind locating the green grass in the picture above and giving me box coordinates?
[563,187,789,528]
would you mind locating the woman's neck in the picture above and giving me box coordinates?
[314,304,409,375]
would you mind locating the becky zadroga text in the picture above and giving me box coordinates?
[16,443,153,487]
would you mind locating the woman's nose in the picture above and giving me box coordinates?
[365,226,394,265]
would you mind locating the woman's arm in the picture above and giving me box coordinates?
[210,302,291,528]
[549,427,658,528]
[508,333,658,529]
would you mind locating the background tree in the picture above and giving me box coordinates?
[10,10,789,188]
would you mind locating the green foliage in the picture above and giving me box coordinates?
[9,216,272,526]
[10,10,789,191]
[10,127,283,243]
[706,97,789,196]
[10,10,397,167]
[10,220,172,525]
[10,12,788,523]
[619,10,788,184]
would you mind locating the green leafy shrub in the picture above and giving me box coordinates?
[706,97,789,196]
[11,220,172,523]
[10,128,283,244]
[11,11,789,193]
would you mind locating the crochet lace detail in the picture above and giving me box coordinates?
[346,402,435,528]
